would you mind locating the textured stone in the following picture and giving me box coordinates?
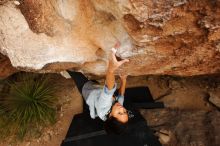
[0,0,220,76]
[140,109,220,146]
[0,53,17,79]
[209,90,220,108]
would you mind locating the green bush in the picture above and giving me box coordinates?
[0,73,58,140]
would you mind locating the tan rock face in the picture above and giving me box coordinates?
[0,53,17,79]
[0,0,220,76]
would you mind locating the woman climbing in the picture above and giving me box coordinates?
[62,42,162,146]
[66,42,130,134]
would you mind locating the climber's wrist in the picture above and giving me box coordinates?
[107,68,115,73]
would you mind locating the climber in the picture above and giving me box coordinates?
[66,42,130,134]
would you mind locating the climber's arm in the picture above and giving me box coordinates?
[105,68,116,91]
[105,43,129,90]
[118,75,127,96]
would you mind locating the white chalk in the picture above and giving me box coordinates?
[111,47,117,54]
[14,1,20,5]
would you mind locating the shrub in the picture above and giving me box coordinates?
[0,73,58,140]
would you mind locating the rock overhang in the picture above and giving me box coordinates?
[0,0,220,77]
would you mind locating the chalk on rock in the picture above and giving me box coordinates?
[14,1,20,5]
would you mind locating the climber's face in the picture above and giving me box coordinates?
[110,102,128,123]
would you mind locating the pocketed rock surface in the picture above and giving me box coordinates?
[0,0,220,77]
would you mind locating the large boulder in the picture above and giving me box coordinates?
[0,0,220,76]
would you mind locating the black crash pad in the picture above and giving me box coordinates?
[61,112,144,146]
[61,86,163,146]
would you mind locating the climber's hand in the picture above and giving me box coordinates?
[107,42,129,73]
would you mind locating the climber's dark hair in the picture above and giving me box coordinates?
[104,116,128,135]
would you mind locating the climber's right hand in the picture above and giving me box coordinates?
[107,42,129,73]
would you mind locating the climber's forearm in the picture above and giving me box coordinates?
[105,69,115,90]
[119,78,126,96]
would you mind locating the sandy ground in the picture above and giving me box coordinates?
[0,74,219,146]
[0,75,83,146]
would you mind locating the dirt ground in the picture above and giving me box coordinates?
[0,74,83,146]
[0,73,219,146]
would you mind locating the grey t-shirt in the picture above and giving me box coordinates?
[82,81,124,121]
